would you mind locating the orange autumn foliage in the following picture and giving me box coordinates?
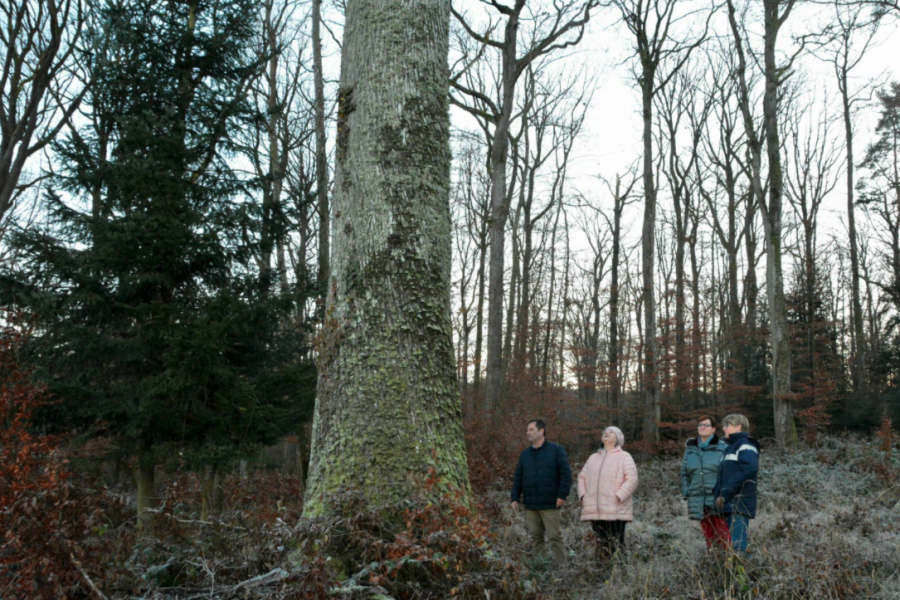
[0,317,83,599]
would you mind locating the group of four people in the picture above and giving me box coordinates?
[510,414,760,563]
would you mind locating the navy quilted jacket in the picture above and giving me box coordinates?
[511,441,572,510]
[712,432,760,518]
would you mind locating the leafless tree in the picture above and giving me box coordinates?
[0,0,87,227]
[451,0,598,411]
[808,1,880,399]
[612,0,712,440]
[726,0,801,443]
[657,62,710,408]
[784,103,841,398]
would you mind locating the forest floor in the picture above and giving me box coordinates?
[6,435,900,599]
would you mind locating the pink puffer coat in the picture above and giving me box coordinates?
[577,447,639,522]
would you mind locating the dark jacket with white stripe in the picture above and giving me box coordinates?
[712,432,760,518]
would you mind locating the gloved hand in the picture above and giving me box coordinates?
[714,496,725,510]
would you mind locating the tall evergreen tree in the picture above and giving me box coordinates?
[2,0,315,527]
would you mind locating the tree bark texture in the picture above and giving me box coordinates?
[304,0,470,516]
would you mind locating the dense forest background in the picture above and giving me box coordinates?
[2,0,900,597]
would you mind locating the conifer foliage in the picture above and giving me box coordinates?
[2,0,314,521]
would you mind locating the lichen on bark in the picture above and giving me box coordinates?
[303,0,470,517]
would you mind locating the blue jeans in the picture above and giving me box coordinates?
[726,513,750,555]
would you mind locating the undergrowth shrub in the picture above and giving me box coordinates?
[291,472,536,600]
[0,318,84,599]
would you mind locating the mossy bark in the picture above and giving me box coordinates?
[303,0,470,516]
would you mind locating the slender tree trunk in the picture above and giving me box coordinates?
[473,239,486,391]
[260,11,280,291]
[641,76,660,442]
[516,213,533,376]
[840,64,868,400]
[134,461,155,533]
[558,214,570,387]
[690,233,701,406]
[674,217,686,407]
[504,202,522,376]
[636,293,645,395]
[460,264,471,399]
[304,0,470,515]
[584,259,602,401]
[609,187,623,412]
[804,221,816,397]
[745,202,759,381]
[763,0,796,444]
[313,0,330,291]
[200,464,217,522]
[727,242,740,394]
[484,13,521,411]
[541,203,562,389]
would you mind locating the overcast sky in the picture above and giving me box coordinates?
[446,0,900,278]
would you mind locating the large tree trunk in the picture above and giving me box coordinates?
[641,77,660,443]
[304,0,470,515]
[313,0,330,291]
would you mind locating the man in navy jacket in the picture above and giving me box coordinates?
[511,419,572,564]
[713,413,760,556]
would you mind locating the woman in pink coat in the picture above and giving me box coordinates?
[578,426,639,557]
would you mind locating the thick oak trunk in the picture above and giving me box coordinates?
[304,0,470,515]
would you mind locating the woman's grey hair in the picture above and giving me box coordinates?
[722,413,750,432]
[604,426,625,448]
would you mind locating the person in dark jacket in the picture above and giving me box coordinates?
[680,415,729,549]
[713,414,760,556]
[511,419,572,564]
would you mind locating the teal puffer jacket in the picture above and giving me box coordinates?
[680,435,727,520]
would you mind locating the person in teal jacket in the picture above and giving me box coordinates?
[680,415,729,549]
